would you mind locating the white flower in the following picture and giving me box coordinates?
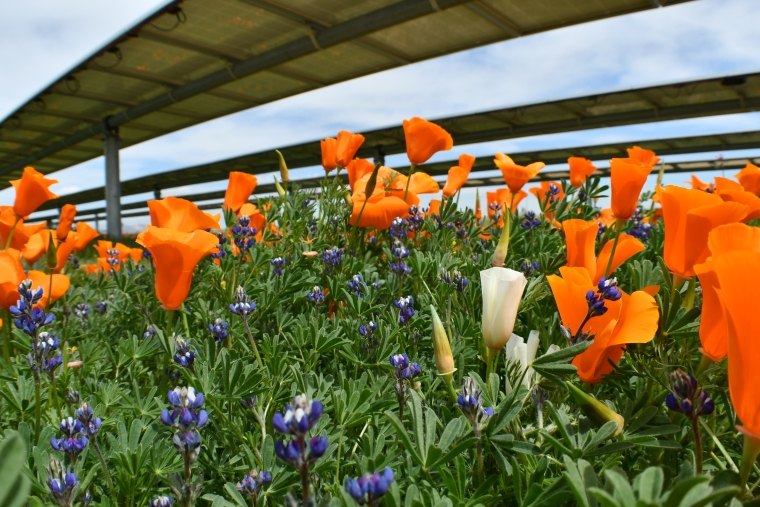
[503,331,559,393]
[480,267,527,350]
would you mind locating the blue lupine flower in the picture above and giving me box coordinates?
[441,270,469,292]
[10,280,55,336]
[172,336,195,369]
[230,286,256,317]
[345,467,395,505]
[27,331,63,376]
[457,377,494,436]
[596,277,622,301]
[51,417,88,461]
[161,387,209,430]
[390,353,421,380]
[347,273,366,297]
[209,318,229,343]
[665,369,715,417]
[359,321,378,337]
[210,232,228,259]
[143,325,157,339]
[322,247,344,268]
[237,469,272,498]
[393,296,415,324]
[74,303,90,321]
[389,217,408,239]
[585,290,607,317]
[272,395,323,435]
[520,260,541,277]
[271,256,287,276]
[149,495,173,507]
[547,183,561,203]
[306,286,325,304]
[94,301,107,315]
[231,216,257,251]
[520,212,541,230]
[47,459,78,507]
[75,403,102,437]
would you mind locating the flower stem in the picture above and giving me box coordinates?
[241,317,264,369]
[691,416,703,474]
[34,378,41,441]
[93,438,116,499]
[3,216,20,249]
[602,219,623,279]
[741,431,760,487]
[402,164,417,202]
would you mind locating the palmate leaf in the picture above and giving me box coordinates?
[0,431,30,507]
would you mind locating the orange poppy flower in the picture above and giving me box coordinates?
[568,157,596,187]
[494,153,544,194]
[714,177,760,221]
[626,146,660,167]
[346,158,375,191]
[610,157,655,221]
[95,241,139,271]
[0,206,46,250]
[56,204,77,242]
[148,197,220,232]
[547,266,658,383]
[694,223,760,361]
[0,249,25,309]
[442,154,476,198]
[28,270,70,308]
[81,263,101,274]
[223,171,258,213]
[690,175,715,193]
[486,188,526,215]
[661,185,748,278]
[353,166,439,206]
[736,162,760,195]
[71,222,100,252]
[335,130,365,168]
[711,249,760,439]
[320,138,338,172]
[595,208,616,230]
[137,226,219,310]
[21,230,53,265]
[10,166,58,218]
[350,194,410,229]
[427,199,441,216]
[562,219,645,284]
[402,117,453,165]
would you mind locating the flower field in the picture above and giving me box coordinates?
[2,117,760,506]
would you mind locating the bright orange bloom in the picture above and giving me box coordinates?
[346,158,375,191]
[335,130,365,168]
[28,270,70,308]
[427,199,441,216]
[353,166,439,205]
[223,172,258,213]
[81,263,100,274]
[21,230,52,265]
[737,162,760,195]
[694,223,760,361]
[661,185,747,278]
[494,153,544,194]
[568,157,596,187]
[486,188,526,215]
[0,206,46,250]
[56,204,77,242]
[10,167,58,218]
[627,146,660,167]
[712,249,760,437]
[402,117,453,165]
[595,208,616,230]
[610,157,655,221]
[95,241,140,271]
[71,222,100,252]
[690,175,715,193]
[442,154,475,198]
[137,226,219,310]
[562,219,645,284]
[548,267,658,383]
[350,194,410,229]
[148,197,220,232]
[529,181,565,207]
[320,138,337,172]
[0,249,25,308]
[714,177,760,221]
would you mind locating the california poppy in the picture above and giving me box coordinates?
[595,208,616,230]
[694,223,760,361]
[661,185,747,278]
[626,146,660,167]
[547,267,658,383]
[711,249,760,440]
[27,270,70,308]
[346,158,375,191]
[714,177,760,221]
[610,157,655,221]
[737,162,760,195]
[486,188,526,216]
[0,249,25,308]
[137,226,219,310]
[321,138,338,172]
[442,154,475,198]
[529,181,564,207]
[427,199,441,217]
[71,222,100,252]
[10,166,58,218]
[562,219,644,284]
[0,206,46,250]
[148,197,220,233]
[494,153,544,194]
[223,172,258,213]
[690,175,715,193]
[353,166,439,206]
[568,157,596,187]
[335,130,365,168]
[350,194,410,229]
[402,117,453,165]
[56,204,77,242]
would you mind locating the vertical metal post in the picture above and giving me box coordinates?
[94,214,100,232]
[103,126,122,239]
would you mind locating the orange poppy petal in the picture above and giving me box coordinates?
[223,171,258,213]
[595,233,645,283]
[403,117,453,165]
[10,167,58,218]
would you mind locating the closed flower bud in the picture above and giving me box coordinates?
[274,178,286,197]
[430,305,456,379]
[567,382,625,437]
[480,267,527,350]
[275,149,289,183]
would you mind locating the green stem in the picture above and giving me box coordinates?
[682,277,696,310]
[691,416,703,474]
[402,164,417,202]
[34,378,41,442]
[241,317,264,369]
[3,216,20,249]
[93,438,116,500]
[741,431,760,487]
[602,219,623,279]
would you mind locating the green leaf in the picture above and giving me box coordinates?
[532,340,593,365]
[634,467,664,503]
[602,470,635,507]
[0,431,30,507]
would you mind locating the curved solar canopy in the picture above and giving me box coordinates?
[33,69,760,212]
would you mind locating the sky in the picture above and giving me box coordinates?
[1,0,760,231]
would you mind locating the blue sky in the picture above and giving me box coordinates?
[1,0,760,230]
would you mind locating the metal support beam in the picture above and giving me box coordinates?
[104,126,122,238]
